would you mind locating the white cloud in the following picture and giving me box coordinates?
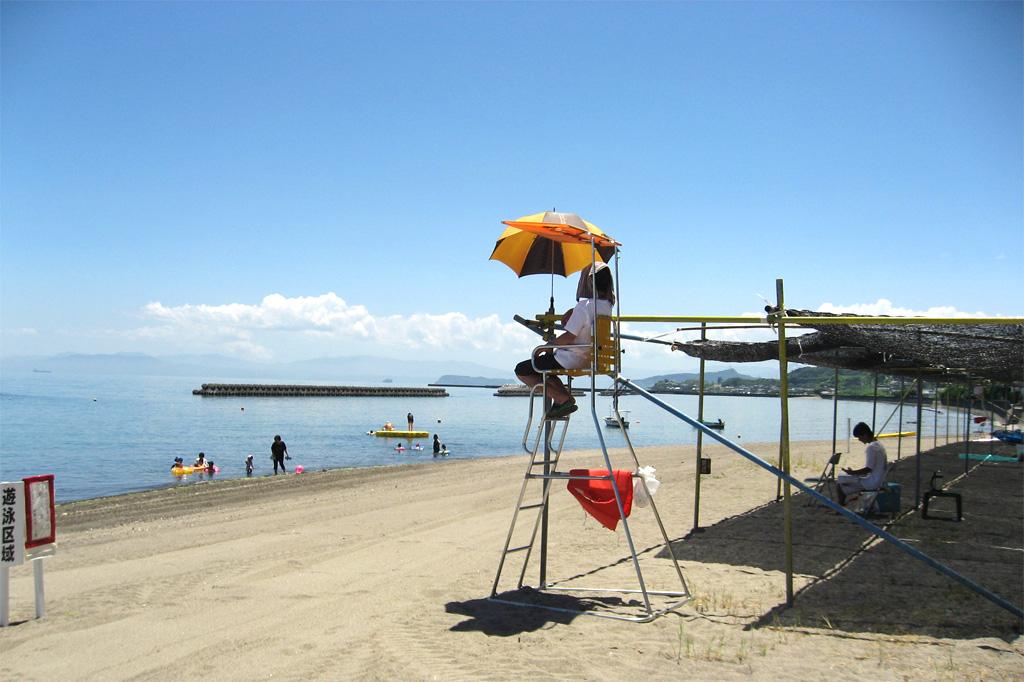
[139,292,536,361]
[816,299,998,319]
[143,293,376,332]
[134,294,1003,366]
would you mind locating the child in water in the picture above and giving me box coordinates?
[245,454,254,476]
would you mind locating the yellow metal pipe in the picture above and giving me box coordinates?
[617,315,765,323]
[616,315,1023,325]
[783,316,1022,325]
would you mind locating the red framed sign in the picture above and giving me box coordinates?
[23,475,55,549]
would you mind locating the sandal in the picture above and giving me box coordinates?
[546,400,578,419]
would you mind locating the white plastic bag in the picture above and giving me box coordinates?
[633,465,660,508]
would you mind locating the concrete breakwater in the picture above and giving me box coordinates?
[192,383,448,397]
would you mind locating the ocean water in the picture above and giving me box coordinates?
[0,371,951,503]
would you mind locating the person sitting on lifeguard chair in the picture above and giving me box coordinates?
[513,263,615,420]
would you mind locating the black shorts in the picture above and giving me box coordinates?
[515,352,564,379]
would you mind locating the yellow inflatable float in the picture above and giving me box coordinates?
[171,464,219,475]
[371,430,429,438]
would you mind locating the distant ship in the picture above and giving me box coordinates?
[383,378,393,383]
[32,369,53,374]
[604,410,630,429]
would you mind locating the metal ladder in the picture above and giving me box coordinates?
[490,383,574,597]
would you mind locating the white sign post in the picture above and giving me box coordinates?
[1,476,55,626]
[1,481,26,627]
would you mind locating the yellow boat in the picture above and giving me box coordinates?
[372,430,429,438]
[877,431,915,439]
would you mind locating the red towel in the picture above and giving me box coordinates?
[566,469,634,531]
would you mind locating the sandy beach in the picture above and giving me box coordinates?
[2,437,1021,680]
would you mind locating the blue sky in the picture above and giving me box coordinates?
[2,1,1021,373]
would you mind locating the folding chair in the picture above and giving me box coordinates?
[849,463,899,519]
[804,452,841,506]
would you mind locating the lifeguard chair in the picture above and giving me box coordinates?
[489,224,691,622]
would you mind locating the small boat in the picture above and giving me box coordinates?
[699,419,725,430]
[604,410,630,429]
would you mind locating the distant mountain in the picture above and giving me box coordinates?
[787,366,890,394]
[3,352,181,375]
[0,352,511,384]
[2,352,781,389]
[284,356,511,383]
[634,368,747,388]
[433,375,512,387]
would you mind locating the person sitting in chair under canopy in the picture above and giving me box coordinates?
[837,422,887,506]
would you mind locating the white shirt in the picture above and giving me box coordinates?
[861,440,888,490]
[554,298,614,370]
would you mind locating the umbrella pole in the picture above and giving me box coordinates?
[549,252,556,315]
[540,310,555,587]
[540,257,556,583]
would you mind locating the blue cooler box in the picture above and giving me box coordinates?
[875,482,901,513]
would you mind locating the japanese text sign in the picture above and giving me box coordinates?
[1,483,25,566]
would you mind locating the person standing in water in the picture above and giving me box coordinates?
[433,434,441,455]
[271,435,288,475]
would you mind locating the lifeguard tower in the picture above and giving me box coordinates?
[488,213,691,622]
